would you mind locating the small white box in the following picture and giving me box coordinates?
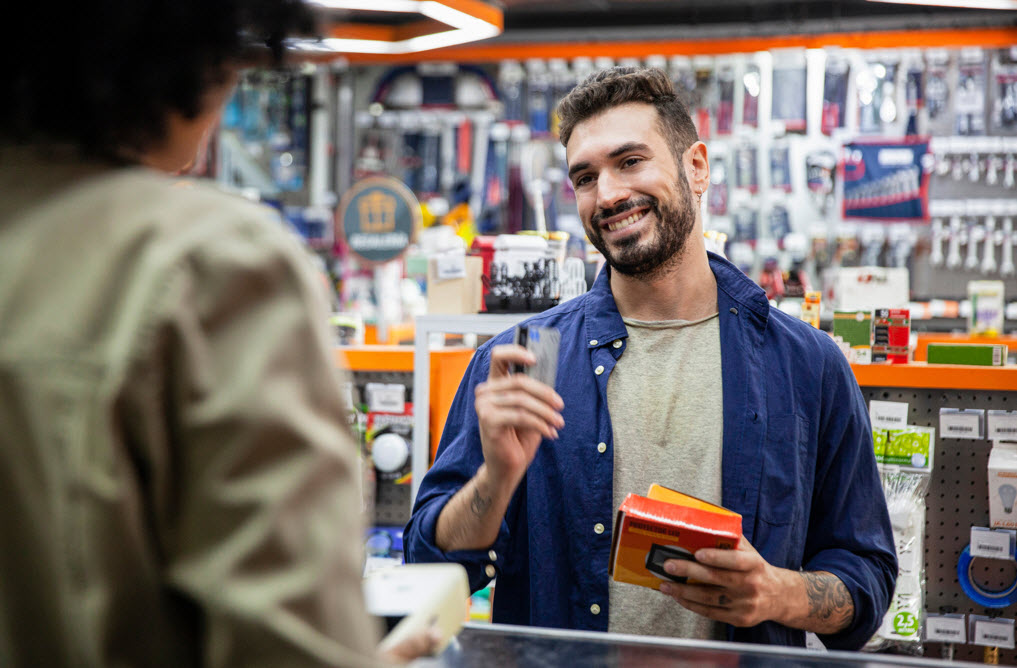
[988,443,1017,529]
[833,266,910,311]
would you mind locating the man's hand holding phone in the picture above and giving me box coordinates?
[475,334,564,490]
[436,326,563,552]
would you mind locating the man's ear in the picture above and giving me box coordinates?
[685,141,710,196]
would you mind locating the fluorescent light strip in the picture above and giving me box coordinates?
[300,0,501,53]
[307,0,421,11]
[868,0,1017,9]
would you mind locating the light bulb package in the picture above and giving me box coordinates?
[988,442,1017,529]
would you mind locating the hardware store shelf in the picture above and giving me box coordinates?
[851,362,1017,391]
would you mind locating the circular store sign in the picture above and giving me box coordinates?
[338,176,420,264]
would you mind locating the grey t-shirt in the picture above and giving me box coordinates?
[607,313,725,641]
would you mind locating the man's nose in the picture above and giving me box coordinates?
[596,171,630,211]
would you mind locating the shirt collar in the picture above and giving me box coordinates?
[582,251,770,347]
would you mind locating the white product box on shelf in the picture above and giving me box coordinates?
[988,442,1017,530]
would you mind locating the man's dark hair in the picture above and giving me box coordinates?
[2,0,315,161]
[556,67,699,163]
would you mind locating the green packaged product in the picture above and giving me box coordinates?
[926,342,1006,366]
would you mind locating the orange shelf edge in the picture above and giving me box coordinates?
[339,26,1017,64]
[336,345,476,466]
[337,345,415,372]
[852,362,1017,391]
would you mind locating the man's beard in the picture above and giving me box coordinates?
[587,174,697,280]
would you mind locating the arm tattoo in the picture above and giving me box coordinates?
[470,488,493,517]
[802,572,854,631]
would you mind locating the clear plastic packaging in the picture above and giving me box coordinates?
[865,427,934,655]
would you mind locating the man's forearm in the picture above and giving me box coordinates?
[778,570,855,635]
[435,464,517,551]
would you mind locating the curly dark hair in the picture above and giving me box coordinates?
[556,66,699,163]
[2,0,315,161]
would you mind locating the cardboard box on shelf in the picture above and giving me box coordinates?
[927,342,1008,366]
[426,254,483,315]
[833,310,873,348]
[968,280,1005,335]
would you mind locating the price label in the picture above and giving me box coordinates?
[435,252,466,280]
[366,383,406,414]
[971,527,1015,559]
[972,618,1015,649]
[988,411,1017,442]
[925,614,967,643]
[870,400,910,430]
[940,408,984,440]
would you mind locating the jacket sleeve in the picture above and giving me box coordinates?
[139,215,387,668]
[403,343,517,594]
[802,339,898,650]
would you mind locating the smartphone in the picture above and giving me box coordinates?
[645,543,695,583]
[511,325,560,387]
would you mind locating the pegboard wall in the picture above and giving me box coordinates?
[861,385,1017,663]
[352,370,414,528]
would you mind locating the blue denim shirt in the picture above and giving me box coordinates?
[405,252,896,650]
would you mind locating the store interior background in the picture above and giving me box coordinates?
[211,0,1017,334]
[198,1,1017,662]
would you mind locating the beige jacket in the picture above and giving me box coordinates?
[0,147,382,667]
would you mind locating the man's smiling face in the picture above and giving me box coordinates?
[566,102,697,279]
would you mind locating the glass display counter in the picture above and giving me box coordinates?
[418,623,978,667]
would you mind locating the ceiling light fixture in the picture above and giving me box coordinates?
[290,0,502,55]
[867,0,1017,9]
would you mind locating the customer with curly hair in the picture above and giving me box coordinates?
[0,2,433,665]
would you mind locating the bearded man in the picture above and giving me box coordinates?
[405,67,896,651]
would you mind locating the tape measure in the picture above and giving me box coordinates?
[956,545,1017,608]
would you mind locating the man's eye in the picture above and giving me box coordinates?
[575,175,593,187]
[622,157,642,168]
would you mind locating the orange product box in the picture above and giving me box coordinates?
[609,484,743,590]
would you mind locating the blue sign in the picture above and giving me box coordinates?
[339,177,421,263]
[842,138,931,221]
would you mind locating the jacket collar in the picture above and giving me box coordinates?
[582,251,769,346]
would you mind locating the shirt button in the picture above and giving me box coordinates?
[488,550,498,561]
[590,604,601,615]
[595,365,604,375]
[730,307,739,315]
[589,339,598,346]
[597,442,607,453]
[485,564,496,578]
[594,523,605,534]
[612,340,622,348]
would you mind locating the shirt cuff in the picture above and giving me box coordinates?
[404,492,513,593]
[806,549,891,650]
